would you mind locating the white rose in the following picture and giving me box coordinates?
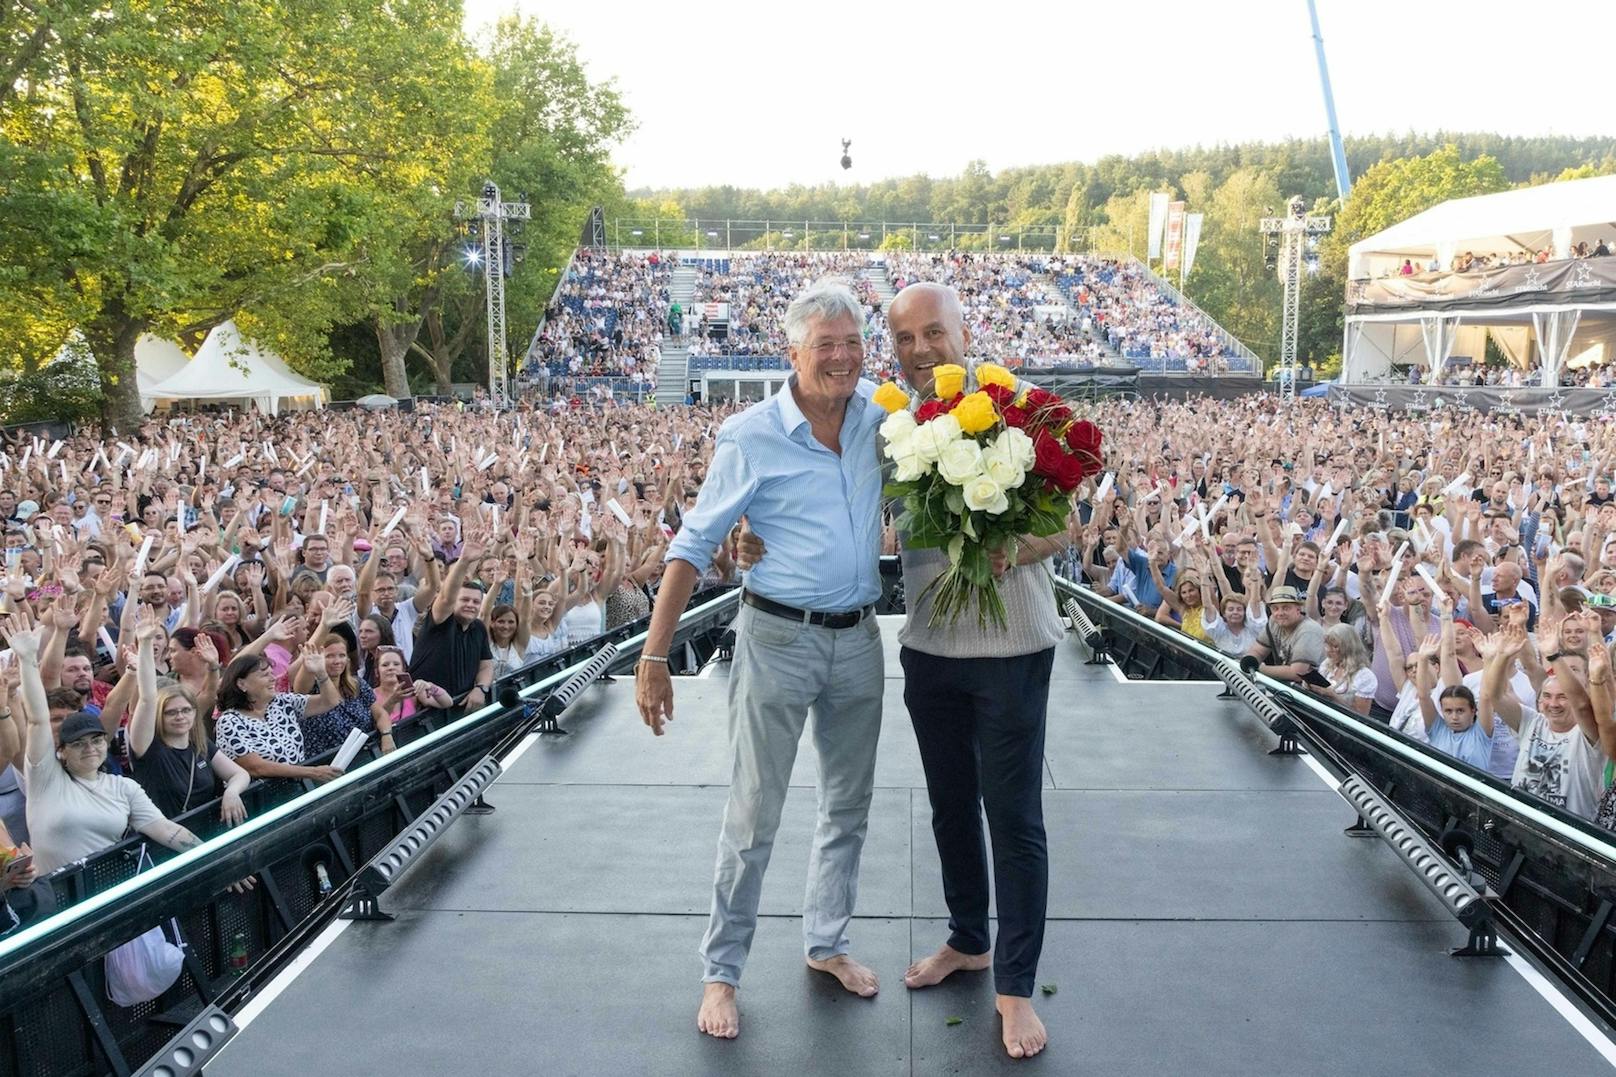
[910,416,959,463]
[891,443,932,482]
[1001,427,1035,471]
[880,409,917,452]
[980,440,1026,490]
[936,438,983,486]
[962,471,1010,515]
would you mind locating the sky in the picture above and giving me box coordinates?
[462,0,1616,192]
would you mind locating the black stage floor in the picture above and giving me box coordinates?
[212,618,1615,1076]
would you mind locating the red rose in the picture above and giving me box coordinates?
[1023,387,1060,411]
[982,383,1016,408]
[916,395,962,422]
[1066,420,1103,457]
[1001,404,1029,428]
[1053,451,1087,492]
[1031,429,1066,480]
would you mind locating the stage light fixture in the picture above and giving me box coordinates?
[462,247,482,267]
[840,138,852,170]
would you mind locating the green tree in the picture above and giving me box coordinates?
[1,0,480,427]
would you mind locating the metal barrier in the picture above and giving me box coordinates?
[1056,577,1616,1027]
[0,587,739,1077]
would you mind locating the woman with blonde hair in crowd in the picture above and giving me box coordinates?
[1313,622,1377,715]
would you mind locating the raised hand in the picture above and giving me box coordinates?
[3,613,43,664]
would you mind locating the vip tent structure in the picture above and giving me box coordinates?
[1342,174,1616,385]
[144,321,326,415]
[48,330,191,412]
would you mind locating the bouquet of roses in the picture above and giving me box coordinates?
[872,362,1103,628]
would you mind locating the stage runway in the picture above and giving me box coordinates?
[211,617,1614,1075]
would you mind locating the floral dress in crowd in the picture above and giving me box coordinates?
[299,680,376,759]
[604,582,651,631]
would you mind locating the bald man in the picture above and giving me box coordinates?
[889,282,1065,1060]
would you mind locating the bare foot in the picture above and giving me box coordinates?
[904,943,992,989]
[996,995,1048,1059]
[697,982,739,1039]
[806,953,880,997]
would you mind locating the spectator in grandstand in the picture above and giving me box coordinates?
[9,616,208,876]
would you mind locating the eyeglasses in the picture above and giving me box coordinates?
[807,340,865,358]
[163,705,196,718]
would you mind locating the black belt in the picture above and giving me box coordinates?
[742,590,873,629]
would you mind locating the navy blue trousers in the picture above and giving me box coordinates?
[900,645,1052,997]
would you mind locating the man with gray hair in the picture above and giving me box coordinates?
[637,277,888,1039]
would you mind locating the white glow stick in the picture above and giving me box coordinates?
[264,442,278,464]
[1327,516,1349,549]
[222,453,245,469]
[45,440,62,459]
[1392,540,1410,565]
[477,454,498,472]
[1379,556,1406,607]
[168,440,180,462]
[197,454,206,481]
[112,447,132,469]
[133,534,155,577]
[20,445,31,470]
[379,505,408,537]
[1094,472,1114,501]
[1317,482,1332,502]
[1199,512,1211,541]
[97,627,116,659]
[491,504,501,535]
[317,500,328,535]
[419,468,429,496]
[673,433,683,451]
[1176,517,1200,545]
[58,460,67,486]
[1414,563,1441,596]
[295,456,316,477]
[539,443,549,465]
[201,554,240,595]
[1442,472,1471,497]
[115,441,134,457]
[606,498,633,527]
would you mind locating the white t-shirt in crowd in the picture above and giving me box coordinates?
[1199,609,1267,657]
[1510,706,1605,820]
[24,758,165,876]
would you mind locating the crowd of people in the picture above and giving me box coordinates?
[687,252,891,366]
[524,248,672,392]
[885,252,1108,365]
[1056,258,1244,371]
[1063,395,1616,828]
[0,398,747,938]
[1376,237,1613,280]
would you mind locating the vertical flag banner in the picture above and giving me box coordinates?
[1163,201,1187,273]
[1147,192,1170,260]
[1181,212,1204,286]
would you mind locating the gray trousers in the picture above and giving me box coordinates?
[700,604,884,986]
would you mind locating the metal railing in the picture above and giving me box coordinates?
[606,219,1078,253]
[0,587,739,1077]
[1055,577,1616,1028]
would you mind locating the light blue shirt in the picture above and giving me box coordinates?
[667,377,885,611]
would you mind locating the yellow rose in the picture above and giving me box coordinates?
[931,363,966,400]
[952,391,998,435]
[872,381,909,413]
[974,363,1016,390]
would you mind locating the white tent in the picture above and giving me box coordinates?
[144,321,326,415]
[134,335,189,411]
[1348,174,1616,279]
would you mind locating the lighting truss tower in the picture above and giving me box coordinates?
[456,180,530,409]
[1259,196,1332,402]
